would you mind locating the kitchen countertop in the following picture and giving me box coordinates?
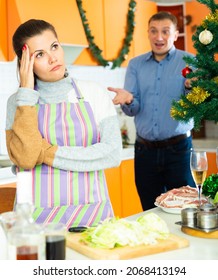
[66,207,218,260]
[0,166,16,185]
[0,148,137,184]
[121,138,217,161]
[0,139,217,185]
[0,148,134,184]
[192,139,217,151]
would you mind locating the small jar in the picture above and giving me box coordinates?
[44,223,67,260]
[181,208,198,227]
[200,203,217,213]
[197,211,218,229]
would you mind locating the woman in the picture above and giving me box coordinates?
[6,19,122,228]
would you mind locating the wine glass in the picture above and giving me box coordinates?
[190,150,208,207]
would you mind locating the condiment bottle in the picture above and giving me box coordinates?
[181,208,198,227]
[0,211,18,260]
[7,203,45,260]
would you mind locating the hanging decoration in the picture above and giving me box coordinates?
[171,0,218,130]
[181,66,193,78]
[199,29,213,45]
[76,0,136,69]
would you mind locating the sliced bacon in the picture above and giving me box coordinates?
[155,186,208,208]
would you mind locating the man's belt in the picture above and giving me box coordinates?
[136,131,191,148]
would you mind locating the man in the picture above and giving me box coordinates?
[108,11,195,211]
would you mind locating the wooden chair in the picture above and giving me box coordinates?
[0,183,16,214]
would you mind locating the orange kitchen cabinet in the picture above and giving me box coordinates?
[120,159,142,218]
[206,152,217,177]
[105,158,143,219]
[0,182,16,213]
[103,0,134,68]
[133,0,157,56]
[0,0,7,60]
[185,1,209,54]
[6,0,88,61]
[104,166,122,218]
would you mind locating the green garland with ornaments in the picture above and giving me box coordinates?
[171,0,218,129]
[76,0,136,69]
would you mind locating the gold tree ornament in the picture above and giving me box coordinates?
[170,99,188,119]
[205,10,218,23]
[199,29,213,45]
[186,87,211,104]
[213,76,218,84]
[170,107,187,119]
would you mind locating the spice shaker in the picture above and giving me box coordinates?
[199,203,217,212]
[181,208,198,227]
[197,211,218,229]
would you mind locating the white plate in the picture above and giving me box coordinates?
[154,202,182,214]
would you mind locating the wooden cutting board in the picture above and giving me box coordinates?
[66,233,189,260]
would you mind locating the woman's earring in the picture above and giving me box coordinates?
[64,69,69,78]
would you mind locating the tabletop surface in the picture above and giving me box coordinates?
[66,207,218,260]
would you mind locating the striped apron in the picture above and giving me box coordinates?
[20,79,113,228]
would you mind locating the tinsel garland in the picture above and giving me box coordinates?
[76,0,136,69]
[170,0,218,129]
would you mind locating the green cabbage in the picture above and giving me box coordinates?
[136,212,170,239]
[81,212,169,249]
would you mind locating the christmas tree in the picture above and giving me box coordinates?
[171,0,218,130]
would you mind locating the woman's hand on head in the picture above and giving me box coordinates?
[19,44,35,89]
[107,87,133,105]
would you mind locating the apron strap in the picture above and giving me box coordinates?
[70,78,84,100]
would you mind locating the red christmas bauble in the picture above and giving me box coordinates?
[182,66,192,78]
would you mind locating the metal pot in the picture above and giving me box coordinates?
[181,208,198,227]
[197,211,218,229]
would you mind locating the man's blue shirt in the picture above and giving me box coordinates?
[122,46,194,141]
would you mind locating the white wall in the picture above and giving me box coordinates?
[0,60,19,154]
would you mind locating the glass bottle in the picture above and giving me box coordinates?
[0,220,7,260]
[0,211,18,260]
[7,203,45,260]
